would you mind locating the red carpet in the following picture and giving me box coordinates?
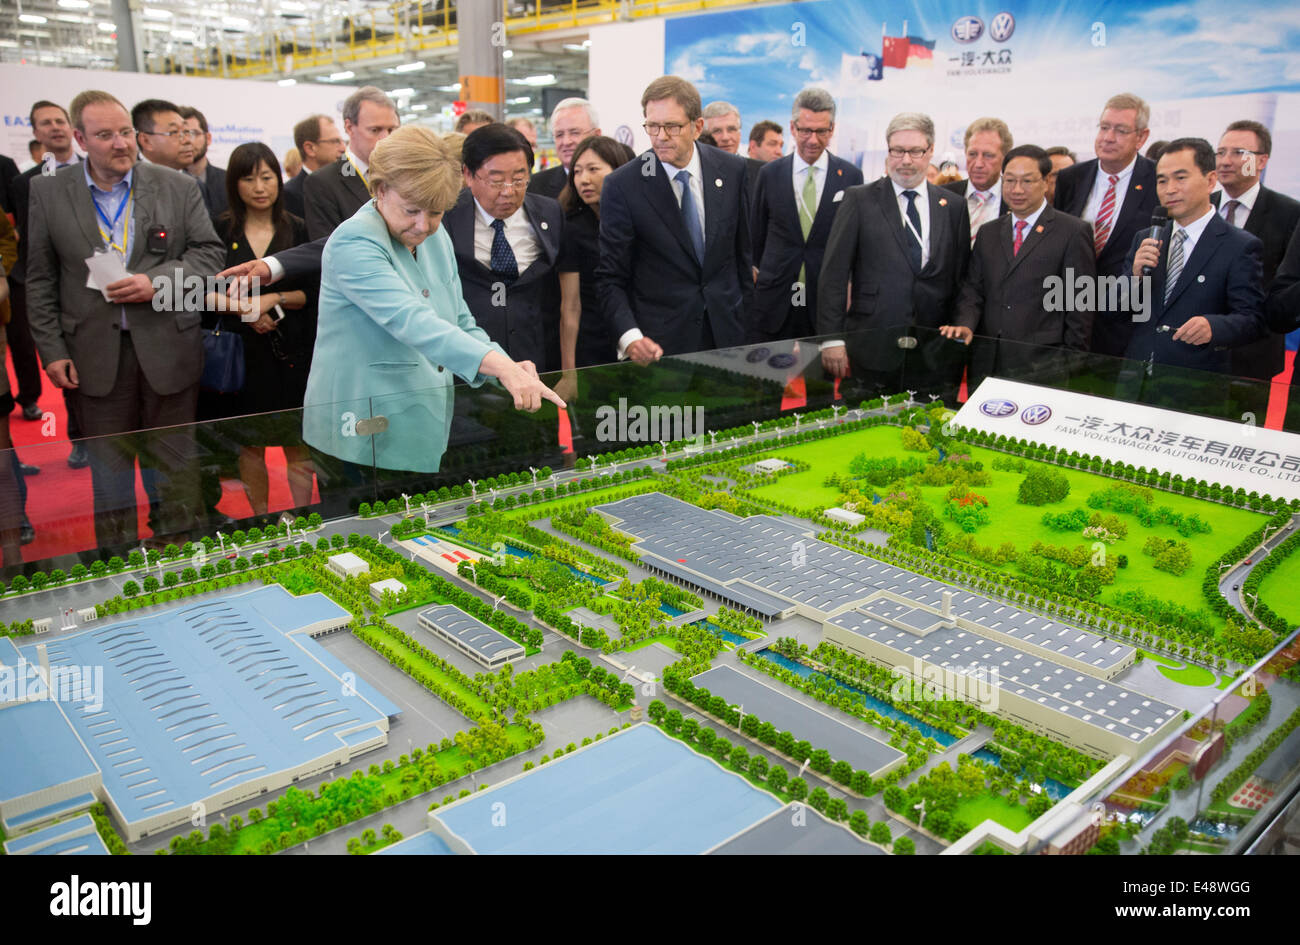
[6,350,317,564]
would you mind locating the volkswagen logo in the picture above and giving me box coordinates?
[980,399,1017,418]
[952,15,984,44]
[990,12,1016,42]
[1021,404,1052,425]
[746,347,772,363]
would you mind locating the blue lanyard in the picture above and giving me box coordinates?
[93,184,131,235]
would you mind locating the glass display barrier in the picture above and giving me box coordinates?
[1,326,1296,857]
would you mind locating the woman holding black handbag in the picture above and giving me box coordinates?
[203,142,318,516]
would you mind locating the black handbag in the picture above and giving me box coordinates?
[201,324,246,393]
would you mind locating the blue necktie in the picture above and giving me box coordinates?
[677,169,704,264]
[902,189,923,270]
[490,218,518,281]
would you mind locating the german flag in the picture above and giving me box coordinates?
[906,35,936,67]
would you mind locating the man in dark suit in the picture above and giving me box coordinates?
[26,90,224,553]
[942,145,1096,391]
[303,86,398,240]
[1210,120,1300,404]
[0,153,20,215]
[529,97,600,200]
[443,123,564,371]
[820,112,970,402]
[943,117,1012,244]
[178,106,227,218]
[1123,138,1264,409]
[752,88,862,343]
[283,114,346,220]
[1053,93,1159,360]
[704,101,764,205]
[597,75,753,360]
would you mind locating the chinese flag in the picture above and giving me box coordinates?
[882,35,909,68]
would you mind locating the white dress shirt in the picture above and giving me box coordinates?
[1081,155,1136,237]
[967,178,1002,238]
[1009,199,1048,249]
[472,197,541,272]
[344,147,369,184]
[617,145,707,358]
[1219,180,1260,228]
[1169,205,1216,266]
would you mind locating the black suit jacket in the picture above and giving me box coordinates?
[818,178,969,370]
[192,162,228,218]
[751,152,863,336]
[303,156,370,241]
[956,205,1096,387]
[943,178,1009,219]
[596,143,753,355]
[1053,155,1159,357]
[1265,224,1300,339]
[529,165,568,200]
[1211,186,1300,380]
[443,190,565,371]
[9,156,84,283]
[0,154,19,215]
[283,168,309,220]
[1123,212,1265,375]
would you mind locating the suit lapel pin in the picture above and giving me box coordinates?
[715,178,723,187]
[1035,225,1044,233]
[939,198,947,206]
[1197,274,1205,283]
[1135,184,1143,190]
[837,168,843,176]
[540,221,549,230]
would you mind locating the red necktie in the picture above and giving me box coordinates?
[1093,174,1119,255]
[1013,219,1028,255]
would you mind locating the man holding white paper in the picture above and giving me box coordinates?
[26,89,223,554]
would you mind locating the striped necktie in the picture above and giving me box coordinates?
[968,190,989,245]
[1093,174,1119,255]
[1164,229,1186,304]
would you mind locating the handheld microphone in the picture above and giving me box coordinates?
[1139,207,1169,276]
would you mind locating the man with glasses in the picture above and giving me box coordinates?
[751,88,862,343]
[597,75,753,360]
[1210,120,1300,402]
[1053,93,1158,359]
[284,114,346,219]
[178,106,227,217]
[941,145,1096,392]
[304,86,398,240]
[443,123,564,371]
[25,90,223,554]
[819,111,968,402]
[131,99,193,171]
[529,97,601,199]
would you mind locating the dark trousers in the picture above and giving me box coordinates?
[5,281,44,408]
[72,334,201,552]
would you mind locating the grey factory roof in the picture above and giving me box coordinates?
[829,608,1180,745]
[596,493,1132,673]
[417,605,525,661]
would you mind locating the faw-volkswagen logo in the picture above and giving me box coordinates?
[952,15,984,43]
[1021,404,1052,425]
[990,12,1016,42]
[980,398,1017,418]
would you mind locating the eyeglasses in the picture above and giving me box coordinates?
[1215,147,1263,159]
[177,129,205,139]
[316,137,346,147]
[1002,175,1043,189]
[888,146,930,159]
[89,128,136,143]
[139,129,184,139]
[643,122,687,137]
[1097,122,1138,137]
[793,125,833,139]
[475,173,529,191]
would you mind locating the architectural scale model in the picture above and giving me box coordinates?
[2,394,1298,856]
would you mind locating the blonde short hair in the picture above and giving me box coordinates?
[368,125,461,212]
[70,90,127,131]
[1102,93,1150,131]
[963,117,1013,155]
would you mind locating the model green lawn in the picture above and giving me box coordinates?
[1253,546,1300,627]
[749,425,1267,629]
[950,792,1037,833]
[494,478,660,523]
[1156,663,1217,687]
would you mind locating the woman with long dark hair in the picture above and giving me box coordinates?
[556,135,636,374]
[203,142,318,515]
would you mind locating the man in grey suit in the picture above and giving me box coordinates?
[818,112,971,402]
[26,90,224,553]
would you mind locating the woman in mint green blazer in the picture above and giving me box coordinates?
[302,126,563,486]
